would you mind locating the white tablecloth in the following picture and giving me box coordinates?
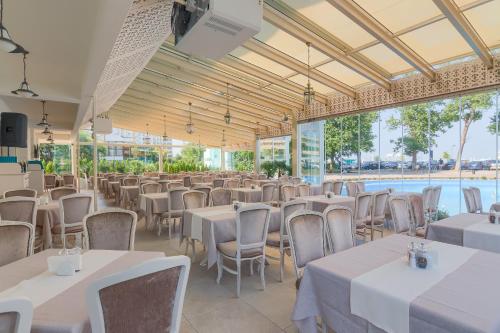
[464,218,500,253]
[350,242,477,333]
[189,206,234,241]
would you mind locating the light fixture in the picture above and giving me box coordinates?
[46,133,54,144]
[143,123,151,145]
[0,0,24,53]
[185,102,194,134]
[224,83,231,125]
[41,125,52,135]
[162,115,168,142]
[37,100,51,127]
[282,113,289,122]
[303,42,315,106]
[221,129,226,147]
[11,52,38,97]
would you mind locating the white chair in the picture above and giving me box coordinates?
[216,204,271,297]
[463,188,477,213]
[141,182,161,194]
[0,222,34,267]
[261,183,277,206]
[333,181,343,195]
[321,181,334,194]
[291,177,302,185]
[0,197,39,251]
[210,188,232,206]
[49,187,77,201]
[159,187,188,237]
[181,190,206,259]
[470,186,483,213]
[281,185,296,202]
[366,191,389,240]
[266,199,307,282]
[323,205,355,253]
[86,256,190,333]
[192,186,211,207]
[56,194,93,249]
[0,297,33,333]
[388,196,413,234]
[224,179,240,189]
[422,186,434,222]
[296,184,311,197]
[83,209,137,251]
[353,192,372,240]
[346,182,358,197]
[3,189,37,198]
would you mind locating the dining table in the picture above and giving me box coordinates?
[182,205,281,268]
[300,194,355,213]
[139,192,169,229]
[293,234,500,333]
[0,249,163,333]
[231,187,262,203]
[426,212,500,253]
[119,185,139,209]
[36,201,61,249]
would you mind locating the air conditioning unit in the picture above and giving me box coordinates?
[171,0,262,59]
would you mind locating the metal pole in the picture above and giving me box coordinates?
[378,111,381,185]
[358,114,361,180]
[92,97,98,211]
[428,106,431,185]
[459,96,462,213]
[496,89,499,202]
[340,117,343,181]
[401,112,404,190]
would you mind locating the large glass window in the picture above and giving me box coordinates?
[40,144,72,174]
[298,121,324,184]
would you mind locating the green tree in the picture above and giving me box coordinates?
[387,102,453,169]
[442,151,450,160]
[232,151,254,172]
[325,113,377,171]
[443,93,493,170]
[180,144,205,164]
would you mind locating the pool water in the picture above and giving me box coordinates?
[359,179,499,216]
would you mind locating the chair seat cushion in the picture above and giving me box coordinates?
[52,225,83,234]
[217,241,263,258]
[266,231,289,247]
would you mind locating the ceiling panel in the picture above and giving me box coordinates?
[287,74,334,95]
[463,0,500,46]
[359,43,413,75]
[230,47,295,77]
[315,61,370,87]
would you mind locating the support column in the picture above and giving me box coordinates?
[76,141,80,192]
[221,148,225,171]
[92,97,98,211]
[158,147,163,173]
[291,116,298,177]
[254,140,259,173]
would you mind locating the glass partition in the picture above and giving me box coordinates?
[298,120,324,184]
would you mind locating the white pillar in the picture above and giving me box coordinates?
[92,98,98,211]
[221,148,225,171]
[158,147,163,173]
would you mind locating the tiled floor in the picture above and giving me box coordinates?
[97,194,301,333]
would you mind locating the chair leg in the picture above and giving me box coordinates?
[236,260,241,298]
[184,239,189,255]
[216,253,223,284]
[370,227,374,241]
[260,256,266,290]
[279,249,285,282]
[168,219,172,239]
[191,240,196,262]
[321,316,328,333]
[249,259,254,276]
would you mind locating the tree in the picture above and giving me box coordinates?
[442,151,451,160]
[386,102,453,169]
[232,151,254,172]
[325,113,377,171]
[179,144,205,164]
[442,93,493,170]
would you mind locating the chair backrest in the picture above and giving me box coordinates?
[183,176,191,188]
[0,222,34,267]
[422,186,433,211]
[321,181,334,194]
[291,177,302,185]
[323,205,355,253]
[210,188,232,206]
[258,174,267,180]
[182,191,206,210]
[296,184,310,197]
[281,185,296,202]
[63,174,75,186]
[388,196,412,233]
[123,178,138,186]
[49,187,77,201]
[167,182,184,190]
[470,186,482,213]
[243,179,253,188]
[157,181,170,193]
[192,186,211,206]
[0,197,37,227]
[86,256,190,333]
[190,176,203,185]
[333,181,343,195]
[4,189,37,199]
[354,192,372,224]
[168,188,189,212]
[224,179,240,189]
[0,297,33,333]
[356,182,365,192]
[463,188,477,213]
[346,182,358,197]
[408,193,425,228]
[235,204,271,254]
[59,194,93,227]
[286,210,325,278]
[84,209,137,251]
[280,199,308,237]
[159,174,169,180]
[213,179,225,188]
[371,190,389,220]
[44,174,56,186]
[202,176,213,183]
[261,184,276,202]
[141,182,161,194]
[432,185,442,211]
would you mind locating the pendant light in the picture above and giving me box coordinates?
[0,0,24,53]
[162,115,168,142]
[11,52,38,97]
[143,123,151,145]
[47,133,54,144]
[224,83,231,125]
[185,102,194,134]
[37,100,51,127]
[221,129,226,147]
[41,125,52,135]
[303,42,315,107]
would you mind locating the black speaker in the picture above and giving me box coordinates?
[0,113,28,148]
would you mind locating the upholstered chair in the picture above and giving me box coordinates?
[157,180,170,193]
[333,181,343,195]
[212,179,225,189]
[183,176,191,188]
[354,192,372,240]
[346,182,358,197]
[422,186,434,222]
[286,210,326,288]
[159,174,169,180]
[323,205,355,253]
[296,184,310,197]
[190,176,203,186]
[55,194,93,249]
[267,199,307,282]
[62,174,75,187]
[463,188,477,213]
[0,197,39,251]
[44,174,57,191]
[86,256,190,333]
[167,182,184,190]
[84,209,137,250]
[261,183,277,206]
[141,182,161,194]
[4,189,37,198]
[408,193,427,238]
[258,174,267,180]
[470,186,483,213]
[210,188,232,206]
[49,187,77,201]
[216,204,271,297]
[192,186,211,207]
[122,177,139,186]
[243,179,253,188]
[0,297,33,333]
[202,176,213,183]
[389,196,412,234]
[281,185,296,202]
[224,179,240,189]
[321,181,334,194]
[158,188,188,237]
[366,191,389,240]
[181,190,206,259]
[291,177,302,185]
[0,222,34,267]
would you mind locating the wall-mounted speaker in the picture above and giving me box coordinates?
[0,113,28,148]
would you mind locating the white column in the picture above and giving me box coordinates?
[158,147,163,173]
[92,98,98,211]
[221,148,225,171]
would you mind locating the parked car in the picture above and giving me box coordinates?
[467,161,483,171]
[441,160,456,170]
[381,161,398,169]
[361,161,378,170]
